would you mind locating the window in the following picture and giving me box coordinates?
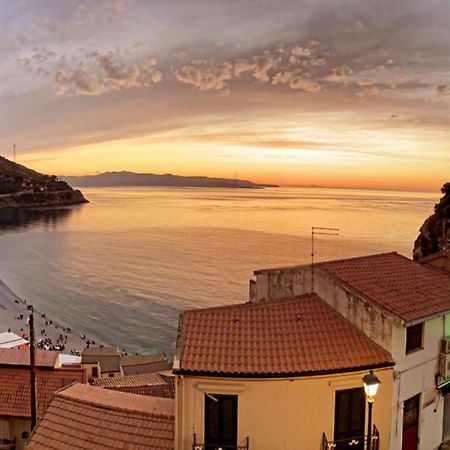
[91,366,98,378]
[406,323,423,354]
[204,394,238,449]
[334,388,365,450]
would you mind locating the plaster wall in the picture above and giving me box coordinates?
[390,317,444,450]
[176,369,393,450]
[8,417,30,450]
[82,362,100,379]
[253,267,396,352]
[252,266,448,449]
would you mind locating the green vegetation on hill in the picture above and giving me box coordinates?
[0,156,88,208]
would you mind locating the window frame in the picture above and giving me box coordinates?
[204,393,238,448]
[406,323,424,354]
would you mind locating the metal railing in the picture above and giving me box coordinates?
[321,425,379,450]
[192,434,249,450]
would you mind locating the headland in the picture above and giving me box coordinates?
[0,156,88,209]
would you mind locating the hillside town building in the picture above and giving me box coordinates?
[17,252,450,450]
[174,293,394,450]
[25,384,175,450]
[250,252,450,450]
[0,348,85,450]
[81,346,171,380]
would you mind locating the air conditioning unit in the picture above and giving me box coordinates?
[442,337,450,354]
[440,352,450,378]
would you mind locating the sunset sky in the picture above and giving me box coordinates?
[0,0,449,191]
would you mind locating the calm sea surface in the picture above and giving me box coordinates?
[0,187,437,354]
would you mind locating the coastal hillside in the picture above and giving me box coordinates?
[62,171,278,189]
[413,182,450,259]
[0,156,88,208]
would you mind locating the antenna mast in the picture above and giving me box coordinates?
[311,227,339,292]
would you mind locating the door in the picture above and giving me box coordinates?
[205,394,238,450]
[402,394,420,450]
[334,387,366,450]
[443,394,450,441]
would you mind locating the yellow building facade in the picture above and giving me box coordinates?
[176,368,393,450]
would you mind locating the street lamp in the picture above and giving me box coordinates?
[362,370,381,450]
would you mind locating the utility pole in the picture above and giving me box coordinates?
[311,227,339,292]
[28,306,37,429]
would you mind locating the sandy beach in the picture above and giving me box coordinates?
[0,278,97,354]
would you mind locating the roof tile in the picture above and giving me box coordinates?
[0,367,85,417]
[176,294,393,376]
[90,372,174,398]
[318,252,450,322]
[0,348,58,367]
[26,384,175,450]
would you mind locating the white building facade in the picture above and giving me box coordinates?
[251,252,450,450]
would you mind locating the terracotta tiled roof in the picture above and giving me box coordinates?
[90,372,167,388]
[175,294,393,377]
[90,372,174,398]
[317,252,450,322]
[0,367,85,417]
[26,384,175,450]
[0,348,58,367]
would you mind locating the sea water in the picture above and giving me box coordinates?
[0,187,437,354]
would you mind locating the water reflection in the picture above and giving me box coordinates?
[0,207,77,233]
[0,187,436,353]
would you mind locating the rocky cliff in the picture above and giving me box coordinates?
[413,183,450,259]
[0,156,88,208]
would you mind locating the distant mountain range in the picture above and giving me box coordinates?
[62,171,278,189]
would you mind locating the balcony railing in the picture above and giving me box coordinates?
[321,425,379,450]
[192,434,249,450]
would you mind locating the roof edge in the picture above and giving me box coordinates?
[173,361,395,379]
[57,385,175,418]
[173,312,186,371]
[254,252,399,275]
[317,263,450,322]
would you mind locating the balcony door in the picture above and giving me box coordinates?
[402,394,420,450]
[205,394,238,450]
[334,387,366,450]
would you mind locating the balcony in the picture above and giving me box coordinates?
[321,425,379,450]
[192,434,249,450]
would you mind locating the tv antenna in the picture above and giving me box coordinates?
[311,227,339,292]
